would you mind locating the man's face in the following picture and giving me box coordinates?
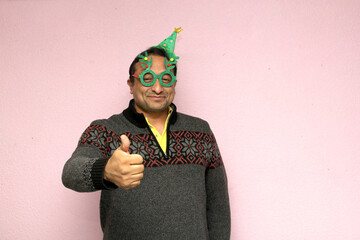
[128,55,176,115]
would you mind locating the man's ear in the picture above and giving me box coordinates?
[127,79,133,94]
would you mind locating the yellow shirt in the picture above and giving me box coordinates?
[145,107,173,154]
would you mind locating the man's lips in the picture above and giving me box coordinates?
[147,95,166,100]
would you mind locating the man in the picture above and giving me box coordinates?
[62,28,230,239]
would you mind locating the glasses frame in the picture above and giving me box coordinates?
[133,68,176,87]
[133,53,178,87]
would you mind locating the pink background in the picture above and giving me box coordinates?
[1,0,360,239]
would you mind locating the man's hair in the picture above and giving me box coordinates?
[128,46,177,85]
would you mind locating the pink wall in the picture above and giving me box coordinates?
[1,1,360,239]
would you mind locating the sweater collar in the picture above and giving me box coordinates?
[123,99,178,128]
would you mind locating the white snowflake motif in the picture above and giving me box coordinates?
[88,130,107,147]
[202,141,212,160]
[181,138,199,156]
[129,140,148,157]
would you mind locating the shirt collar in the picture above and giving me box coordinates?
[123,99,177,128]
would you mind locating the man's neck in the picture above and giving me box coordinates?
[134,105,169,133]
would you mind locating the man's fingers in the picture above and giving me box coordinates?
[119,135,130,153]
[128,180,141,189]
[130,165,145,175]
[129,154,144,165]
[121,175,143,190]
[130,173,144,183]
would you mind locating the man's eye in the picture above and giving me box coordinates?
[162,74,172,83]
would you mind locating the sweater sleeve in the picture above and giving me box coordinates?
[62,124,119,192]
[206,135,231,239]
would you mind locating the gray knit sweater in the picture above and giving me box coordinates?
[62,100,231,240]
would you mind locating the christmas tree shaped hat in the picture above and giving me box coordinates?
[154,27,182,63]
[136,27,182,87]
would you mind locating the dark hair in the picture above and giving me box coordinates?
[128,46,177,84]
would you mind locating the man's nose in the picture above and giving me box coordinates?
[151,78,163,93]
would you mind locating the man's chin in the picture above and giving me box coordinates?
[147,105,168,113]
[146,100,171,110]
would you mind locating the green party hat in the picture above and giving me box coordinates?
[155,27,182,63]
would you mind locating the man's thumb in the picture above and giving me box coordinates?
[119,135,130,153]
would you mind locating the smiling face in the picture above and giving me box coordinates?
[127,55,176,116]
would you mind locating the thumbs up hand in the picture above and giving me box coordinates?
[104,135,144,190]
